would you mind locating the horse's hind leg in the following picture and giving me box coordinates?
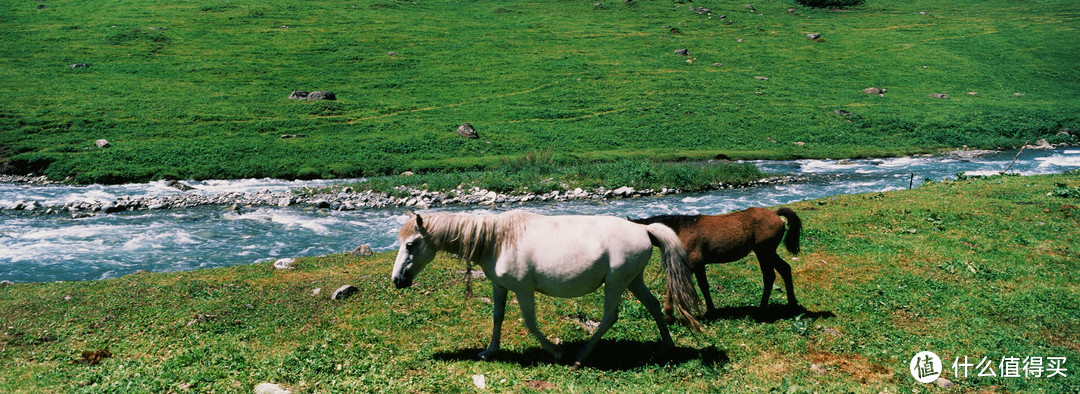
[757,257,777,309]
[516,291,563,360]
[767,251,798,307]
[479,284,508,361]
[760,250,798,308]
[694,264,717,315]
[628,274,674,356]
[572,281,627,370]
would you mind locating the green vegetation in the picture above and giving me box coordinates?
[348,148,766,196]
[795,0,866,8]
[3,173,1077,391]
[2,0,1078,183]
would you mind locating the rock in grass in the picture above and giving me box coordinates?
[306,91,336,100]
[350,244,374,257]
[862,87,885,95]
[674,48,689,56]
[456,123,479,139]
[254,383,292,394]
[69,63,90,68]
[95,139,110,148]
[273,258,295,270]
[332,285,359,300]
[0,280,14,286]
[288,91,308,100]
[806,33,822,40]
[935,377,954,388]
[928,93,949,99]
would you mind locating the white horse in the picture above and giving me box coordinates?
[391,210,701,369]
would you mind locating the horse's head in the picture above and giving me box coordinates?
[392,212,437,289]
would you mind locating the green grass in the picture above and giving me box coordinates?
[340,149,768,196]
[2,0,1078,183]
[3,172,1078,391]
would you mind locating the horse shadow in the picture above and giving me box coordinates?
[701,304,836,324]
[432,340,729,371]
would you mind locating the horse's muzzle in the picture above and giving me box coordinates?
[393,276,413,289]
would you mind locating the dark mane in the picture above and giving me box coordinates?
[629,215,702,232]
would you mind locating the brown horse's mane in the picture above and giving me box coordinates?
[629,215,702,232]
[399,210,532,262]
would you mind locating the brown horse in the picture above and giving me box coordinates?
[632,207,802,320]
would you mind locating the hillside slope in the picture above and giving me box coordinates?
[2,0,1078,182]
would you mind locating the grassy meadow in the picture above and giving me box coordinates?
[2,172,1077,392]
[2,0,1079,183]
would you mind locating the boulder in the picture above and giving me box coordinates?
[456,123,479,139]
[674,48,689,56]
[806,33,822,40]
[167,180,197,191]
[350,244,374,257]
[1030,139,1053,150]
[306,91,336,100]
[288,91,308,100]
[332,285,359,300]
[95,139,110,148]
[862,87,885,95]
[254,383,292,394]
[612,186,634,197]
[273,258,295,270]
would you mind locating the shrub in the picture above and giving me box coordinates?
[793,0,865,8]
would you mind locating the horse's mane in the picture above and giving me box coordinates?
[629,215,701,231]
[399,210,532,262]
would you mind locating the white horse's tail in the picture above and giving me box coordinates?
[646,223,702,332]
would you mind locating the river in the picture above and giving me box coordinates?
[2,149,1077,283]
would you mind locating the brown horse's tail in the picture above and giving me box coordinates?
[645,223,702,332]
[776,208,802,256]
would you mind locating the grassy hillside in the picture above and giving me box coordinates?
[1,0,1078,183]
[2,172,1078,391]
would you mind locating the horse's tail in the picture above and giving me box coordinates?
[776,208,802,256]
[645,223,702,332]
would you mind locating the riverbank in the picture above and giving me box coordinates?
[2,172,1077,392]
[4,0,1078,184]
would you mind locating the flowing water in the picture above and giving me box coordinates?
[2,149,1077,283]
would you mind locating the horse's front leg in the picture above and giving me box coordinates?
[516,291,563,360]
[478,284,508,361]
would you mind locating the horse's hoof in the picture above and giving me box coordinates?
[571,361,584,371]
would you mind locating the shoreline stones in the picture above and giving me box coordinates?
[0,176,796,214]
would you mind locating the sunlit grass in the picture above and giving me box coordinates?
[2,172,1077,391]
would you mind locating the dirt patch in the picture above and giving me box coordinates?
[809,350,893,384]
[523,380,557,391]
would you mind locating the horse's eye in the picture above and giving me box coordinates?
[405,242,414,248]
